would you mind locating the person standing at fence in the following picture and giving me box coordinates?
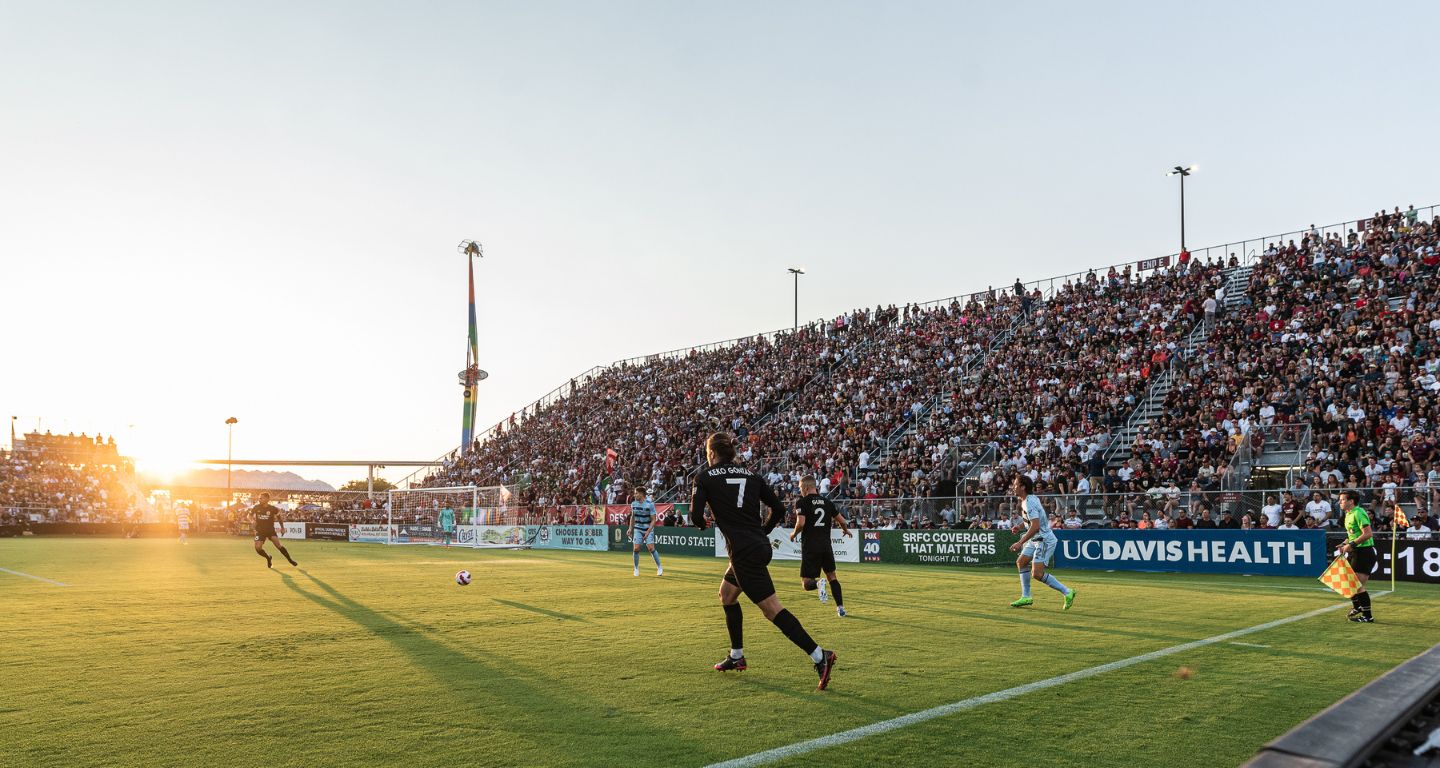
[629,487,662,577]
[788,476,852,617]
[694,432,837,690]
[1008,475,1076,610]
[250,493,297,569]
[1337,490,1376,623]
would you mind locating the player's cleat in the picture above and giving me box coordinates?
[818,581,828,604]
[1347,607,1362,618]
[1010,597,1033,608]
[1350,614,1375,623]
[633,567,640,577]
[657,567,664,576]
[836,606,847,618]
[288,557,298,566]
[714,656,747,672]
[814,650,837,691]
[265,554,273,569]
[1063,590,1076,611]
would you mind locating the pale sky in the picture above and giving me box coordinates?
[3,1,1438,487]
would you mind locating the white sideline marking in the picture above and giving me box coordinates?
[0,567,68,587]
[1228,642,1271,648]
[704,601,1357,768]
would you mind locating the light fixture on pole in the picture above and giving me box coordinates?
[787,267,806,331]
[225,417,238,511]
[1166,164,1198,251]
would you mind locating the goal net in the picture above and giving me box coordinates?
[385,485,533,548]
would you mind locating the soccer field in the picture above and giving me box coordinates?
[3,538,1438,768]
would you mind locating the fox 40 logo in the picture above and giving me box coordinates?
[862,531,882,562]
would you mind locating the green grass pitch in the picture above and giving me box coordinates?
[3,537,1438,768]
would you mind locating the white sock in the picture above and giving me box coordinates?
[809,647,825,664]
[730,648,744,659]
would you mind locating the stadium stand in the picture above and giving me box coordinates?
[405,205,1440,533]
[0,431,137,523]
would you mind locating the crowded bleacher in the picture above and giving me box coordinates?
[403,203,1438,537]
[0,431,137,524]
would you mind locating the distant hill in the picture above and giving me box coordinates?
[150,468,336,493]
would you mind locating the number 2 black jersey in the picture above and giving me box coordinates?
[795,494,838,550]
[691,463,785,554]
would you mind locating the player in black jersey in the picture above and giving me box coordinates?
[692,432,837,690]
[249,493,297,569]
[788,476,851,617]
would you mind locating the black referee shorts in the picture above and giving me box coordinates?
[1348,546,1378,576]
[723,545,777,604]
[799,547,836,580]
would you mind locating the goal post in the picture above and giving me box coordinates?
[385,484,533,548]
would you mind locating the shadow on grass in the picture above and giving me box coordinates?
[280,571,714,766]
[861,596,1190,644]
[492,598,590,623]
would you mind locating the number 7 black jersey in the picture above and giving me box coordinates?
[691,463,785,554]
[795,494,838,550]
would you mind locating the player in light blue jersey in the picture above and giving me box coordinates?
[1008,474,1075,610]
[629,487,663,576]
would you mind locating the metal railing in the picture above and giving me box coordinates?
[827,485,1438,531]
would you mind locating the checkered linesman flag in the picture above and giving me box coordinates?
[1318,556,1362,599]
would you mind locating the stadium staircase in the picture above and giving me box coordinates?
[1079,263,1253,521]
[653,313,903,503]
[843,302,1035,497]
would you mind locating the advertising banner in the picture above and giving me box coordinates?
[604,504,679,526]
[1379,540,1440,584]
[714,528,860,563]
[535,525,609,551]
[1054,530,1326,577]
[389,524,442,544]
[280,522,306,540]
[609,525,716,556]
[458,525,535,548]
[306,523,350,541]
[876,529,1019,566]
[349,524,388,543]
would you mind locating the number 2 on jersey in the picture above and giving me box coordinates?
[725,478,747,508]
[811,507,828,527]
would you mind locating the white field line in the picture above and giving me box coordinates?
[705,598,1377,768]
[0,567,68,586]
[1228,642,1272,648]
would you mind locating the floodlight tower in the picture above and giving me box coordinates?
[457,241,489,455]
[1166,165,1198,251]
[787,267,805,330]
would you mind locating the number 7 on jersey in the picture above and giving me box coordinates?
[725,478,747,507]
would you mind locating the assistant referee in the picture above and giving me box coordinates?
[1336,489,1376,623]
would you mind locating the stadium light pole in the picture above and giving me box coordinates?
[788,267,805,330]
[225,417,238,512]
[1166,165,1198,251]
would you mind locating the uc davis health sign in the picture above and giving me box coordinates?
[1055,530,1326,577]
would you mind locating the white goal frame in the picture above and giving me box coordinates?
[385,485,533,548]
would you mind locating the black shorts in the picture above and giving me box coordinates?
[1348,546,1378,576]
[254,529,276,542]
[723,545,776,604]
[800,547,836,579]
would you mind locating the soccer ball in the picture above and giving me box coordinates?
[455,570,471,586]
